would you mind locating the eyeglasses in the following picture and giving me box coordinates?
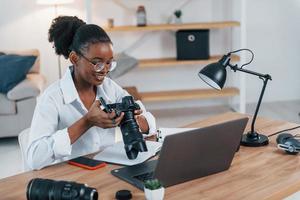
[78,52,117,72]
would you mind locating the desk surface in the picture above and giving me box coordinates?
[1,112,300,200]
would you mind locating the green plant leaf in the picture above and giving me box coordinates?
[144,179,162,190]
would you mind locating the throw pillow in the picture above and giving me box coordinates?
[0,54,37,93]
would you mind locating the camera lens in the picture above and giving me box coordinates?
[125,148,138,160]
[120,111,148,159]
[26,178,98,200]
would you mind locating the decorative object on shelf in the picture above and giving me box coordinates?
[144,179,165,200]
[174,10,182,24]
[198,48,272,147]
[36,0,74,79]
[136,5,147,27]
[107,18,114,28]
[176,29,209,60]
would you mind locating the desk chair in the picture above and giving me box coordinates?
[18,128,30,172]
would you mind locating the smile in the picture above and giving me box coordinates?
[95,73,106,81]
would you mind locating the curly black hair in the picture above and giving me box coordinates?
[48,16,112,59]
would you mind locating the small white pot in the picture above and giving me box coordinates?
[144,187,165,200]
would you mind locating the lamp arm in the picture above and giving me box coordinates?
[229,64,272,80]
[249,77,269,134]
[229,63,272,135]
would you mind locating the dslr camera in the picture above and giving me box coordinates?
[100,96,148,159]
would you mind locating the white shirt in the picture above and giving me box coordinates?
[26,67,156,170]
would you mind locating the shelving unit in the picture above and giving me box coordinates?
[122,86,239,103]
[138,55,240,68]
[84,0,246,112]
[140,87,239,102]
[105,22,241,104]
[104,21,240,32]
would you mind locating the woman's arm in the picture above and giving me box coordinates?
[27,95,123,170]
[135,100,157,135]
[26,95,71,170]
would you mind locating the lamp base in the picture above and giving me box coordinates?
[240,131,269,147]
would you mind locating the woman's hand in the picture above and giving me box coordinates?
[134,110,149,134]
[85,100,124,129]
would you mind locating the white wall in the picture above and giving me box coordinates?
[0,0,300,106]
[0,0,86,87]
[245,0,300,102]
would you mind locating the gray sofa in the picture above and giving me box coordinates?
[0,49,46,138]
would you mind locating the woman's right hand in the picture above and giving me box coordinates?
[84,100,124,129]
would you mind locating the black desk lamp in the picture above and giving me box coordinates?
[198,49,272,147]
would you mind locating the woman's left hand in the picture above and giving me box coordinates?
[134,110,149,134]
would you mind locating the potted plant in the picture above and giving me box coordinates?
[144,179,165,200]
[174,10,182,24]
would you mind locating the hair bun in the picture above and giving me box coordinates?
[48,16,86,59]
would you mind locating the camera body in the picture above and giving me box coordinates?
[100,96,148,159]
[27,178,98,200]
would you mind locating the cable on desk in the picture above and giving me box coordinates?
[268,125,300,138]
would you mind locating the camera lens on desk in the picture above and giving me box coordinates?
[26,178,98,200]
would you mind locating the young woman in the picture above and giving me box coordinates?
[26,16,156,170]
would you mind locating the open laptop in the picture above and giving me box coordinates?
[111,117,248,190]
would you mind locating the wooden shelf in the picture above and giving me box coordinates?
[105,21,240,32]
[138,55,240,68]
[140,87,239,102]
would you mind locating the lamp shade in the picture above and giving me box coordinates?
[36,0,74,5]
[198,62,227,90]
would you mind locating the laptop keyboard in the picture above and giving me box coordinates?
[134,171,154,182]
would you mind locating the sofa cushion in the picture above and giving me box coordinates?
[0,54,37,93]
[0,93,16,115]
[3,49,40,74]
[7,74,45,100]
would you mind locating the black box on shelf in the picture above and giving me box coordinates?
[176,29,210,60]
